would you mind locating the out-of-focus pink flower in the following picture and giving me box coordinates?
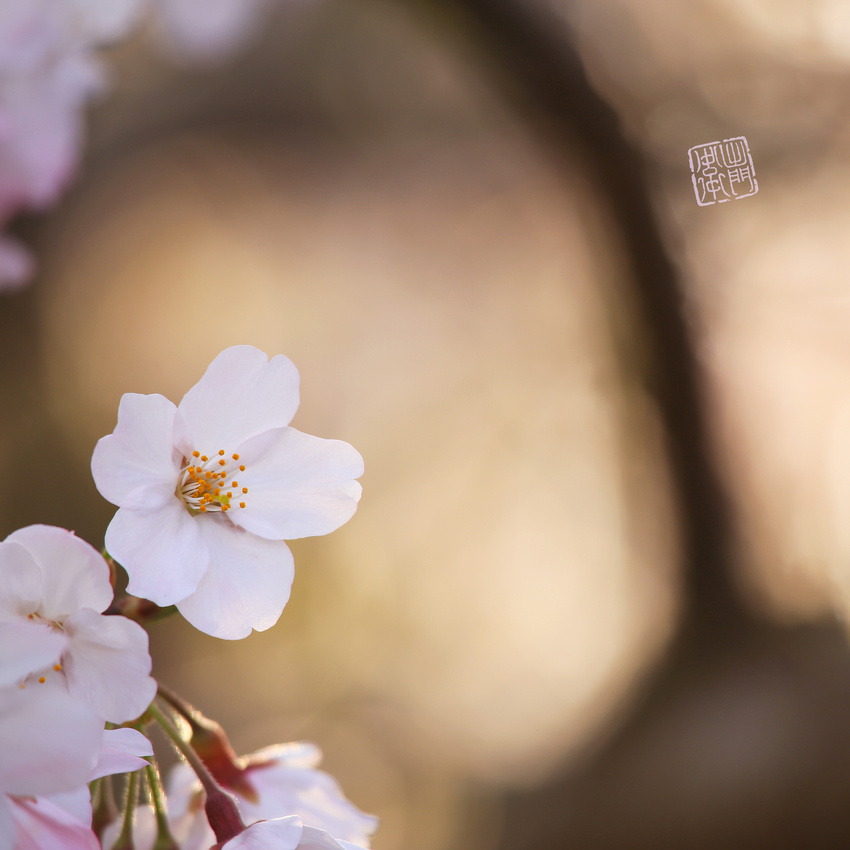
[92,345,364,639]
[0,683,102,848]
[167,741,378,850]
[220,817,369,850]
[0,524,157,723]
[152,0,275,62]
[4,717,153,850]
[7,794,100,850]
[0,0,142,291]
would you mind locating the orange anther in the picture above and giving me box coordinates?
[239,465,245,471]
[38,677,46,684]
[193,451,200,458]
[232,453,240,460]
[219,459,226,466]
[54,664,62,672]
[200,506,207,512]
[242,487,248,494]
[201,455,208,462]
[231,481,238,487]
[239,502,246,509]
[219,450,225,456]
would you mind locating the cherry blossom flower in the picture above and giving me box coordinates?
[220,817,368,850]
[167,741,378,850]
[0,683,102,849]
[92,345,364,639]
[152,0,275,62]
[7,794,99,850]
[0,524,156,723]
[4,719,153,850]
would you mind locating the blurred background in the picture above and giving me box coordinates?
[5,0,850,846]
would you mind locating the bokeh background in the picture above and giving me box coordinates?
[5,0,850,847]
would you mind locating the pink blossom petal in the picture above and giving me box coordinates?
[0,796,13,848]
[299,826,366,850]
[0,235,33,291]
[9,794,98,850]
[0,541,44,621]
[91,393,181,510]
[0,686,100,796]
[0,621,66,687]
[6,526,112,618]
[175,519,294,639]
[41,786,92,825]
[175,346,300,454]
[242,750,379,845]
[91,727,153,780]
[69,0,146,42]
[154,0,273,62]
[64,608,156,723]
[245,742,323,771]
[223,816,303,850]
[104,500,207,606]
[230,428,363,541]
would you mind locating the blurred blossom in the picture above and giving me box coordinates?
[167,741,379,849]
[0,0,147,290]
[0,0,284,290]
[153,0,277,62]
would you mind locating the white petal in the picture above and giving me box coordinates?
[0,622,66,687]
[0,235,34,291]
[104,501,208,606]
[90,728,153,780]
[175,519,294,639]
[153,0,273,61]
[64,609,156,723]
[245,742,323,770]
[40,786,92,825]
[9,794,99,850]
[0,796,13,849]
[223,816,303,850]
[91,393,181,510]
[6,526,112,618]
[175,346,300,453]
[298,826,364,850]
[245,761,379,846]
[229,428,363,541]
[0,541,43,621]
[0,686,101,796]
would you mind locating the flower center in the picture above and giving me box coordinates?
[178,450,249,515]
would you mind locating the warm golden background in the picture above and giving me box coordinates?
[4,0,850,847]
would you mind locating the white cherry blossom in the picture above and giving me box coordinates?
[92,345,364,639]
[0,684,102,849]
[4,720,153,850]
[0,524,156,723]
[222,818,369,850]
[168,741,378,850]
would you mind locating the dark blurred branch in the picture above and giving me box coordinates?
[403,0,744,636]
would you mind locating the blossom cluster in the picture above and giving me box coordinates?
[2,346,374,850]
[0,0,282,290]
